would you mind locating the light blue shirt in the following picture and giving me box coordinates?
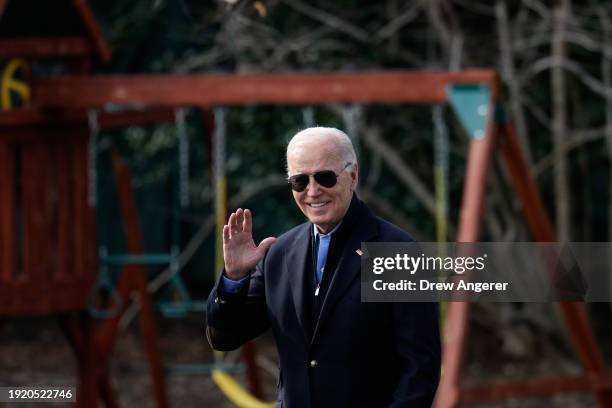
[313,223,341,284]
[222,222,341,293]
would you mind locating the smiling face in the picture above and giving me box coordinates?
[287,129,358,234]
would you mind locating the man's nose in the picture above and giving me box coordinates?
[306,176,322,195]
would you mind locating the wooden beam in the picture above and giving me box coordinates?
[461,374,612,403]
[0,142,15,283]
[0,0,7,18]
[32,70,499,109]
[0,108,177,131]
[0,37,93,58]
[0,127,85,144]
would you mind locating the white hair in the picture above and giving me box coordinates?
[285,127,357,175]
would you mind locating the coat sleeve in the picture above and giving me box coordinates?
[205,256,269,352]
[389,301,441,407]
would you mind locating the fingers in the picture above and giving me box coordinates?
[223,224,230,243]
[226,208,251,239]
[243,209,252,234]
[228,211,236,229]
[236,208,244,231]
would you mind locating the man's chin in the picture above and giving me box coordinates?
[308,216,327,226]
[307,214,325,224]
[309,217,340,233]
[305,208,326,219]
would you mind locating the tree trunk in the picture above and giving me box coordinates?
[551,0,571,241]
[598,7,612,320]
[599,9,612,242]
[495,0,532,165]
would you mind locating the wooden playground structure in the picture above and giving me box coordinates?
[1,0,611,407]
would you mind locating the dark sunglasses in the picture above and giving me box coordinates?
[288,163,352,192]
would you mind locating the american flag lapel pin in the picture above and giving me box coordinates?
[356,249,363,256]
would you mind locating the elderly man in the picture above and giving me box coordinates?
[206,127,440,407]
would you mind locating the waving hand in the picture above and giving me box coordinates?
[223,208,277,280]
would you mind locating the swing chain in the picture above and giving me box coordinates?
[87,110,99,208]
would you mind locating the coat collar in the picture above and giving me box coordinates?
[285,194,379,343]
[285,222,311,341]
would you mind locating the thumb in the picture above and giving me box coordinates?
[257,237,277,255]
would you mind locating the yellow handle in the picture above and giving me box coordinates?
[1,58,31,110]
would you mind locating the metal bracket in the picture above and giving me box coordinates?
[446,83,492,140]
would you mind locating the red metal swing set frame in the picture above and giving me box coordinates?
[1,0,611,407]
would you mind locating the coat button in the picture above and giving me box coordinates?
[309,360,318,368]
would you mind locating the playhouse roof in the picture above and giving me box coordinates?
[0,0,111,62]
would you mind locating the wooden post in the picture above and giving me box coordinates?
[435,117,498,408]
[498,122,612,407]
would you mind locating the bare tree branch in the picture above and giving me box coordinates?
[521,56,612,99]
[264,26,333,69]
[514,28,612,60]
[532,127,603,178]
[523,0,552,21]
[451,0,494,16]
[521,92,552,131]
[279,0,371,43]
[360,186,428,241]
[426,0,453,49]
[375,2,421,42]
[496,0,533,165]
[360,125,438,218]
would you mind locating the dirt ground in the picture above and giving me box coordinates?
[0,314,279,408]
[0,305,609,408]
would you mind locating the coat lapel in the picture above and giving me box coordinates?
[284,223,311,341]
[311,205,378,344]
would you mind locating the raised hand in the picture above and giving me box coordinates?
[223,208,277,280]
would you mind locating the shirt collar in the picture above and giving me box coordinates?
[313,221,341,240]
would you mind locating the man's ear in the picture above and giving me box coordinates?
[350,163,359,191]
